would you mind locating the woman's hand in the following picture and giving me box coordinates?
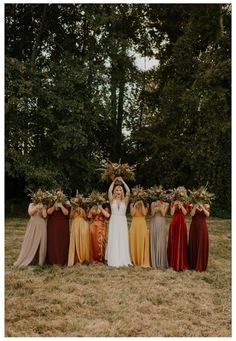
[37,203,43,210]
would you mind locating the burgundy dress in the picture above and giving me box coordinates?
[46,206,71,265]
[167,203,189,271]
[188,209,209,272]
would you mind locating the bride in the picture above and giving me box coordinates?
[107,176,132,267]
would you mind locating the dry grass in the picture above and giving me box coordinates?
[5,216,231,337]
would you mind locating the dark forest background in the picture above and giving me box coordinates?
[5,3,231,217]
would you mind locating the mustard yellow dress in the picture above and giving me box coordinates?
[129,206,150,267]
[68,208,90,266]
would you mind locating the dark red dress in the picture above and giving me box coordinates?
[167,203,189,271]
[46,206,71,265]
[188,209,209,272]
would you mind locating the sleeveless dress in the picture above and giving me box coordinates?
[14,207,47,267]
[188,209,209,271]
[46,206,70,266]
[90,212,107,263]
[107,200,132,267]
[167,203,189,271]
[129,207,150,267]
[68,210,90,266]
[150,205,168,269]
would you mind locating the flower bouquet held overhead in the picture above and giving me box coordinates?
[99,159,135,185]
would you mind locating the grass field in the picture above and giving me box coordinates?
[5,216,231,337]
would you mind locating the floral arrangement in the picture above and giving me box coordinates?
[130,185,149,204]
[147,185,164,202]
[171,186,189,202]
[28,188,51,205]
[188,185,215,205]
[70,194,85,208]
[85,191,108,206]
[48,190,68,205]
[158,190,175,203]
[99,160,135,182]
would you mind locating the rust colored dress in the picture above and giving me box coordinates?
[90,212,108,263]
[167,203,189,271]
[46,205,71,265]
[188,209,209,272]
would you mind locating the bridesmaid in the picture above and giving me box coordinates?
[88,204,110,264]
[14,202,47,267]
[129,200,150,267]
[188,203,210,271]
[68,204,90,266]
[46,192,71,266]
[150,198,169,269]
[167,187,189,271]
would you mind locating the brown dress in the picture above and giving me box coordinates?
[46,205,70,265]
[14,205,47,267]
[188,209,209,271]
[90,212,108,263]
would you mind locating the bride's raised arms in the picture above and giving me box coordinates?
[116,176,130,206]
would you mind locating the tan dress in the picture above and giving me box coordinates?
[68,208,90,266]
[150,203,168,269]
[129,206,150,267]
[14,204,47,267]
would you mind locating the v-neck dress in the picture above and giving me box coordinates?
[107,200,132,267]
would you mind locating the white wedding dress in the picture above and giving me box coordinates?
[107,200,132,267]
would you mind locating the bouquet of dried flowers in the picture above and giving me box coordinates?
[70,194,85,208]
[99,160,135,182]
[28,188,51,205]
[171,186,189,203]
[130,185,149,204]
[147,185,164,202]
[48,190,68,206]
[188,185,215,205]
[85,191,108,207]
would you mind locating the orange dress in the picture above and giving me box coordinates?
[90,212,108,263]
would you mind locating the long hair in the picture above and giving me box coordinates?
[113,185,125,200]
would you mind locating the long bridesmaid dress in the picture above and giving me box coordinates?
[46,205,70,265]
[188,208,209,271]
[68,208,90,266]
[90,212,108,263]
[129,206,150,267]
[14,204,47,267]
[150,202,169,269]
[167,203,189,271]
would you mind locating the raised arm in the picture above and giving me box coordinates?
[118,177,130,206]
[108,179,116,202]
